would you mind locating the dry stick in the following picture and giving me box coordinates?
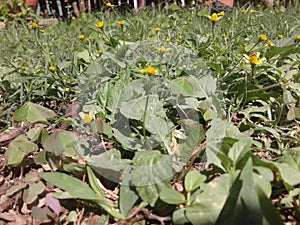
[175,141,206,183]
[0,125,29,146]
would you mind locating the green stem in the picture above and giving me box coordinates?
[186,192,191,206]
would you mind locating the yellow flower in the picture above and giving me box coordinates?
[158,46,167,52]
[118,20,125,26]
[20,66,26,71]
[79,110,95,124]
[259,34,267,41]
[140,66,158,75]
[106,2,114,7]
[218,11,225,16]
[296,35,300,41]
[78,34,85,40]
[31,22,39,29]
[250,9,255,13]
[278,34,283,39]
[49,65,56,72]
[267,40,274,46]
[221,33,226,38]
[40,29,45,33]
[155,27,161,32]
[241,9,245,13]
[183,21,188,25]
[166,36,170,42]
[177,31,182,35]
[97,21,104,28]
[205,13,221,23]
[98,50,103,55]
[248,52,266,65]
[166,25,171,29]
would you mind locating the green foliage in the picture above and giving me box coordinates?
[1,5,300,224]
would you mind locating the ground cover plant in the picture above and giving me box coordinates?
[0,3,300,224]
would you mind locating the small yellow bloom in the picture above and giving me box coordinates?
[158,46,167,52]
[97,21,104,28]
[140,66,158,75]
[31,22,39,29]
[278,34,283,39]
[259,34,267,41]
[49,65,56,72]
[78,34,85,40]
[155,27,161,32]
[166,25,171,29]
[221,33,226,38]
[79,110,95,124]
[267,40,274,46]
[177,31,182,35]
[249,52,266,65]
[166,36,170,42]
[211,13,219,22]
[40,29,45,33]
[205,13,221,23]
[250,9,255,13]
[106,2,114,7]
[183,21,188,25]
[118,20,125,26]
[218,11,225,16]
[296,35,300,41]
[98,50,103,55]
[20,66,26,71]
[241,9,245,13]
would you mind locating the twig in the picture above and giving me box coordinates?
[175,141,206,183]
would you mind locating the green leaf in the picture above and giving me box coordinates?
[42,130,78,156]
[159,188,186,205]
[5,136,38,166]
[172,208,189,225]
[120,94,165,121]
[186,172,240,224]
[40,172,99,200]
[23,181,46,204]
[86,166,105,198]
[170,77,195,96]
[131,151,173,206]
[13,102,56,123]
[228,137,252,166]
[119,169,139,216]
[184,170,206,192]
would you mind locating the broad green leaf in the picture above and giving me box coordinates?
[85,149,131,175]
[172,208,189,225]
[42,130,78,156]
[276,152,300,186]
[13,102,56,123]
[238,158,262,224]
[120,94,165,121]
[256,186,284,225]
[184,170,206,192]
[205,119,244,171]
[119,169,139,216]
[170,77,194,96]
[203,108,218,121]
[177,119,205,162]
[5,136,38,166]
[40,172,99,200]
[159,188,186,205]
[23,181,46,204]
[228,137,252,166]
[287,107,300,121]
[131,151,173,206]
[186,172,239,224]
